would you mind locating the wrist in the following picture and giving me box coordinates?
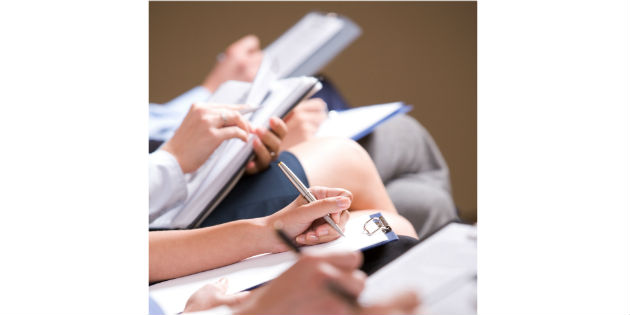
[157,146,188,175]
[247,217,277,253]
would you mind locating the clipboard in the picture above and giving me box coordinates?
[361,212,399,250]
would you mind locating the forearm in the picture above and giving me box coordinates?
[149,218,273,282]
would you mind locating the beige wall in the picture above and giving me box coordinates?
[149,1,477,222]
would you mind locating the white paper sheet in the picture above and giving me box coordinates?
[150,212,395,315]
[316,102,410,140]
[264,12,344,78]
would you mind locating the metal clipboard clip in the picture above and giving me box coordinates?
[363,214,392,236]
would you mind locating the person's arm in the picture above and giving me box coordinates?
[149,187,353,282]
[202,35,262,93]
[149,87,213,142]
[149,35,262,142]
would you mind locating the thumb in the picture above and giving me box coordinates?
[214,277,229,294]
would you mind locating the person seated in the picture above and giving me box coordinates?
[150,101,417,281]
[150,252,420,315]
[149,34,458,239]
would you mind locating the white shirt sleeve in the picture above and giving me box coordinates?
[149,150,187,222]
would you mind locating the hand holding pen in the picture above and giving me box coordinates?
[278,162,348,238]
[265,184,352,248]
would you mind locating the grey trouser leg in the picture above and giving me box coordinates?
[358,115,458,238]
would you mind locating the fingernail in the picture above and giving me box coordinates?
[296,235,305,243]
[308,234,318,241]
[336,197,351,208]
[317,229,329,236]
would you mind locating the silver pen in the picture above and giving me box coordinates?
[277,161,346,237]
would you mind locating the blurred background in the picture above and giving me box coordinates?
[149,1,477,222]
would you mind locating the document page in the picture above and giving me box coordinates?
[150,212,395,315]
[264,12,343,78]
[359,223,477,315]
[316,102,410,140]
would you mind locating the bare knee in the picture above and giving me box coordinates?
[288,137,371,166]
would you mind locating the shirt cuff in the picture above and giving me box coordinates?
[149,150,188,220]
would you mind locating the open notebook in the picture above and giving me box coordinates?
[149,77,321,230]
[150,212,397,315]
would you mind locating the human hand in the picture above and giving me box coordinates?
[280,98,328,151]
[183,278,251,313]
[202,35,263,92]
[360,291,421,315]
[161,103,251,174]
[263,186,352,251]
[234,251,366,315]
[245,117,288,175]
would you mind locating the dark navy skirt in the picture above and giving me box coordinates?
[199,151,308,227]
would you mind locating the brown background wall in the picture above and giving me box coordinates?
[149,1,477,222]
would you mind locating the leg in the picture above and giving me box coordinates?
[358,115,458,238]
[288,137,417,238]
[288,137,395,213]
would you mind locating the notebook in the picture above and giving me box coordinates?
[150,212,397,315]
[264,11,361,78]
[149,77,321,230]
[359,222,477,315]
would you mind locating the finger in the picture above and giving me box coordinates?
[294,230,314,246]
[220,110,252,133]
[251,136,271,170]
[245,160,257,175]
[305,230,318,243]
[294,196,351,226]
[331,211,341,224]
[361,291,420,315]
[214,277,229,293]
[269,116,288,140]
[255,127,281,158]
[309,186,353,203]
[339,210,350,231]
[220,291,252,307]
[314,224,336,241]
[214,126,249,143]
[324,269,366,298]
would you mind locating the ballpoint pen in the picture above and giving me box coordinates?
[277,161,346,237]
